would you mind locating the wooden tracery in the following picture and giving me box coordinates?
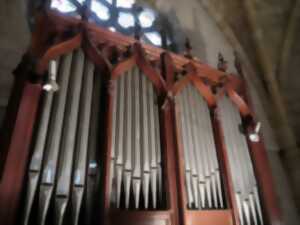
[0,9,281,225]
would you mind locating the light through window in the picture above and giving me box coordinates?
[145,32,162,46]
[139,9,155,28]
[118,12,135,28]
[116,0,135,8]
[91,0,110,20]
[51,0,76,13]
[49,0,177,49]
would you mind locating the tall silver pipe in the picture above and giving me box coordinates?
[219,96,264,225]
[114,74,126,208]
[176,93,194,208]
[141,73,151,209]
[132,67,142,209]
[177,84,225,210]
[187,86,206,209]
[38,52,73,225]
[85,67,102,224]
[71,59,94,225]
[219,97,246,225]
[147,77,158,209]
[184,88,198,208]
[54,49,85,225]
[188,86,210,208]
[110,68,163,210]
[23,58,60,225]
[123,70,133,209]
[192,86,223,208]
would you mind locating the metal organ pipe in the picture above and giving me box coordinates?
[38,52,73,225]
[176,84,225,210]
[110,67,163,210]
[132,67,142,209]
[85,65,102,225]
[22,49,102,225]
[23,58,60,225]
[54,49,84,225]
[71,58,95,225]
[218,96,264,225]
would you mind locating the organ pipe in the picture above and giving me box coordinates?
[218,96,264,225]
[110,67,163,210]
[21,49,103,225]
[176,84,225,210]
[0,12,280,225]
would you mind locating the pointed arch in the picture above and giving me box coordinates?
[172,74,216,108]
[111,42,167,95]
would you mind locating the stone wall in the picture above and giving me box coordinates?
[0,0,30,122]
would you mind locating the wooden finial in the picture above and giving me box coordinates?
[133,4,143,40]
[234,50,243,75]
[78,3,90,22]
[217,52,228,72]
[184,38,193,59]
[134,23,142,40]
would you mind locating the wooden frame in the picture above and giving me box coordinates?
[240,79,282,225]
[0,8,281,225]
[102,43,178,225]
[171,73,235,225]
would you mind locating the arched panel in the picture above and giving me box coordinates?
[175,83,225,210]
[218,96,264,225]
[21,49,104,225]
[109,66,164,210]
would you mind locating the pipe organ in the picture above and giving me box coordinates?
[218,96,263,225]
[0,9,281,225]
[22,50,102,225]
[110,67,163,210]
[176,84,224,210]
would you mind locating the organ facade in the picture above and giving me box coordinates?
[0,8,281,225]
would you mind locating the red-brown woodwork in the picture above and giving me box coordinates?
[171,73,236,225]
[0,72,27,176]
[241,79,282,225]
[43,9,228,82]
[0,8,282,225]
[111,42,166,95]
[172,74,216,108]
[212,107,241,225]
[0,81,42,225]
[36,33,83,74]
[161,52,175,89]
[103,49,178,225]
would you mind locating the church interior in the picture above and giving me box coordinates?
[0,0,300,225]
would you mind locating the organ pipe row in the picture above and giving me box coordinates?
[0,11,280,225]
[218,96,264,225]
[110,67,163,210]
[18,48,268,225]
[176,84,224,210]
[22,49,101,225]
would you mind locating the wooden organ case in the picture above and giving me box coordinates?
[0,9,282,225]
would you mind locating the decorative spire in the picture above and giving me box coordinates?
[234,50,243,75]
[133,4,143,40]
[184,38,193,59]
[217,52,228,72]
[78,3,90,22]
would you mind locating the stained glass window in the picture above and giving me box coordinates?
[49,0,176,49]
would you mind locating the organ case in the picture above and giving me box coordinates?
[0,9,282,225]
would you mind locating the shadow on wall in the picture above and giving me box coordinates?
[156,6,207,60]
[0,0,30,124]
